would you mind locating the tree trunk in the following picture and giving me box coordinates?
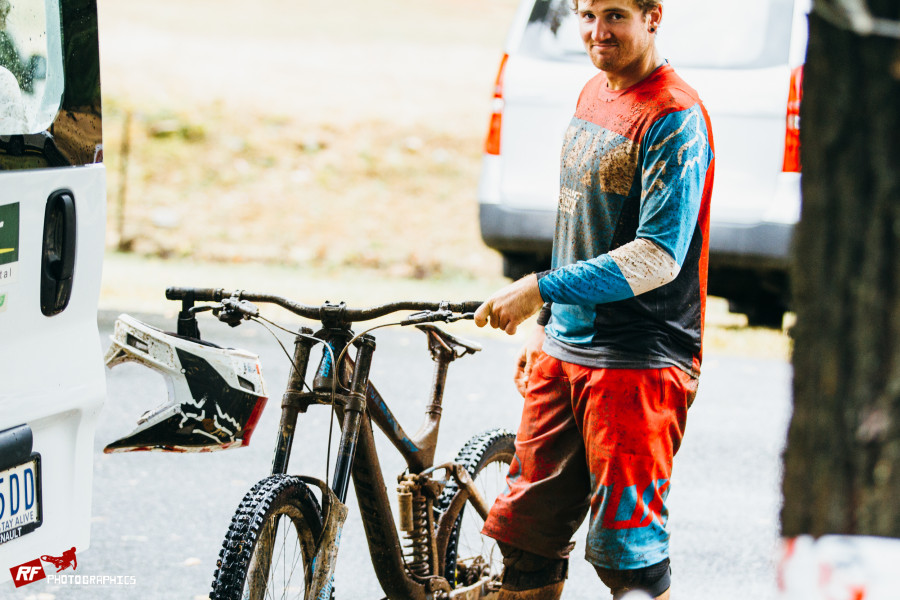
[782,0,900,537]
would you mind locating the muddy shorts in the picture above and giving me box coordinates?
[481,351,696,570]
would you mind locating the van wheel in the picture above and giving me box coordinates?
[502,253,550,280]
[731,298,786,329]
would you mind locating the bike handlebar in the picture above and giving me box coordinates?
[165,287,482,323]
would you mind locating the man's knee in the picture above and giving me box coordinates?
[498,541,568,591]
[594,559,670,598]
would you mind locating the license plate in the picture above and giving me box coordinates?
[0,455,42,545]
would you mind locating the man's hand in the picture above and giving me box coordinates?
[514,326,546,397]
[474,274,544,335]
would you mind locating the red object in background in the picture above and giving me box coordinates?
[485,53,509,156]
[10,558,46,588]
[782,65,803,173]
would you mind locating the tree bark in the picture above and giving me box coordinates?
[782,0,900,538]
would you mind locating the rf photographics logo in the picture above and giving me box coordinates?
[10,548,75,588]
[9,547,136,589]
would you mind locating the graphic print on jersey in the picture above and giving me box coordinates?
[538,64,715,377]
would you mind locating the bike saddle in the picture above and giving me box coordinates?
[416,324,482,359]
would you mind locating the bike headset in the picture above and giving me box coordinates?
[103,314,268,453]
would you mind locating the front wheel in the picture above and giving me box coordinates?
[438,428,516,591]
[211,475,325,600]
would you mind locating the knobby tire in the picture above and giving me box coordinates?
[211,475,325,600]
[437,428,516,590]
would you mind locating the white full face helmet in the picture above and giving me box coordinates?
[104,314,268,453]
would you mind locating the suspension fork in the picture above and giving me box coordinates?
[271,327,314,475]
[331,333,376,503]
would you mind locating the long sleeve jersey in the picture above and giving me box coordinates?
[538,63,715,377]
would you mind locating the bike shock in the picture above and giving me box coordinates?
[397,474,440,579]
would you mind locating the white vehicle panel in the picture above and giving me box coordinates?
[0,164,106,579]
[498,56,593,210]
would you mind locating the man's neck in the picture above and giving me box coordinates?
[605,48,663,91]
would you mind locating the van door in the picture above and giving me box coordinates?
[0,0,105,578]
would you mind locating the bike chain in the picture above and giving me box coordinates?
[434,428,515,588]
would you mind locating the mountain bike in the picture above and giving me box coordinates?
[103,286,514,600]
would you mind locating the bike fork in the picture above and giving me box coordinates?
[331,334,376,503]
[271,328,314,475]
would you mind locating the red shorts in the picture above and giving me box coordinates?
[481,351,696,569]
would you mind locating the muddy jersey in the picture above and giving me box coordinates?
[537,63,715,377]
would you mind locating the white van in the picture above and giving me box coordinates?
[0,0,105,582]
[478,0,809,326]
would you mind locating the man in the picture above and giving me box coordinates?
[473,1,714,599]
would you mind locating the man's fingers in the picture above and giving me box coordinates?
[474,301,491,328]
[515,375,527,397]
[515,362,530,396]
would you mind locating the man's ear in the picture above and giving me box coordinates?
[648,5,662,32]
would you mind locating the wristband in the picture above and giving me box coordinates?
[536,303,552,327]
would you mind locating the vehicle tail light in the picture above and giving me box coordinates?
[485,53,509,156]
[782,65,803,173]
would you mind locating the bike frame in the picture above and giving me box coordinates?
[270,320,472,600]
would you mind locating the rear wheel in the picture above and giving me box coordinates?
[438,429,516,590]
[211,475,325,600]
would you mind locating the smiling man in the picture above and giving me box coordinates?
[473,1,715,598]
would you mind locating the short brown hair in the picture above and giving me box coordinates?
[571,0,662,14]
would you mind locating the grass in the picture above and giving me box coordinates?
[103,105,500,278]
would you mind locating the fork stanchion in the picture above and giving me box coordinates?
[331,334,376,503]
[271,328,314,475]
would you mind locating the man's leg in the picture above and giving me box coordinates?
[481,352,592,596]
[496,542,568,600]
[594,559,671,599]
[570,366,696,600]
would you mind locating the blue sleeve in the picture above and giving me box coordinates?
[538,105,711,306]
[636,105,711,264]
[538,255,634,305]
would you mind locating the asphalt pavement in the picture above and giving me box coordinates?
[10,310,791,600]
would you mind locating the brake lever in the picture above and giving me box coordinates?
[400,310,453,326]
[446,312,475,323]
[400,310,474,326]
[189,305,214,315]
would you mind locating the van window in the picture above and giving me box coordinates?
[523,0,796,70]
[0,0,63,134]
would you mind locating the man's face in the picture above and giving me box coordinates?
[576,0,660,75]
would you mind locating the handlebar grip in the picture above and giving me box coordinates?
[455,301,484,314]
[165,287,223,301]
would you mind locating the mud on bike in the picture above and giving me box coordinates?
[103,287,515,600]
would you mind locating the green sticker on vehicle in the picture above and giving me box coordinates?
[0,202,19,265]
[0,202,19,288]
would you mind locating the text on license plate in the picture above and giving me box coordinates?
[0,456,42,545]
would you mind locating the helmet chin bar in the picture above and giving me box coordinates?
[103,314,268,453]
